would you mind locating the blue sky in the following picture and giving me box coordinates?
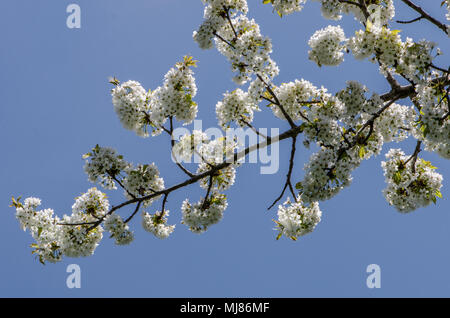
[1,0,449,297]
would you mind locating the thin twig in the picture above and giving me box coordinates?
[213,31,236,49]
[157,193,169,221]
[108,172,136,199]
[396,16,424,24]
[257,74,296,128]
[213,15,296,129]
[400,0,448,35]
[241,118,269,140]
[223,6,238,40]
[166,116,195,178]
[268,136,297,209]
[405,140,422,174]
[201,175,214,210]
[124,201,142,224]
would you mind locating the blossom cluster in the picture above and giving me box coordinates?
[194,0,278,90]
[60,188,107,258]
[15,197,62,263]
[193,0,249,50]
[198,163,236,191]
[413,83,450,159]
[337,81,415,144]
[122,164,165,206]
[215,15,279,85]
[216,88,258,128]
[174,131,238,191]
[265,0,307,17]
[83,145,130,190]
[13,187,110,263]
[269,79,325,122]
[111,56,198,137]
[306,1,436,84]
[308,25,347,67]
[296,80,416,203]
[336,81,370,118]
[376,103,415,143]
[111,80,150,137]
[174,131,239,164]
[172,131,238,235]
[83,145,166,206]
[150,57,198,132]
[104,213,134,245]
[348,28,436,82]
[181,193,228,233]
[298,148,359,203]
[142,211,175,239]
[71,187,110,218]
[172,130,209,163]
[275,195,322,240]
[381,149,443,212]
[312,0,395,25]
[199,136,239,165]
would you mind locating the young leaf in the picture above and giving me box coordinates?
[359,146,366,159]
[276,232,282,240]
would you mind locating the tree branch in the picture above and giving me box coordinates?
[166,116,195,178]
[201,175,214,210]
[399,0,448,35]
[241,117,269,141]
[257,74,296,128]
[124,201,142,224]
[268,136,297,209]
[405,140,422,174]
[380,75,450,101]
[396,15,424,24]
[63,123,307,229]
[213,13,297,129]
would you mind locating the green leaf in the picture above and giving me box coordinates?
[421,159,437,170]
[298,122,307,133]
[181,55,198,68]
[436,190,443,198]
[393,171,402,184]
[108,76,120,86]
[366,19,373,32]
[295,182,303,190]
[10,196,23,208]
[276,232,282,240]
[359,146,366,159]
[422,124,430,137]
